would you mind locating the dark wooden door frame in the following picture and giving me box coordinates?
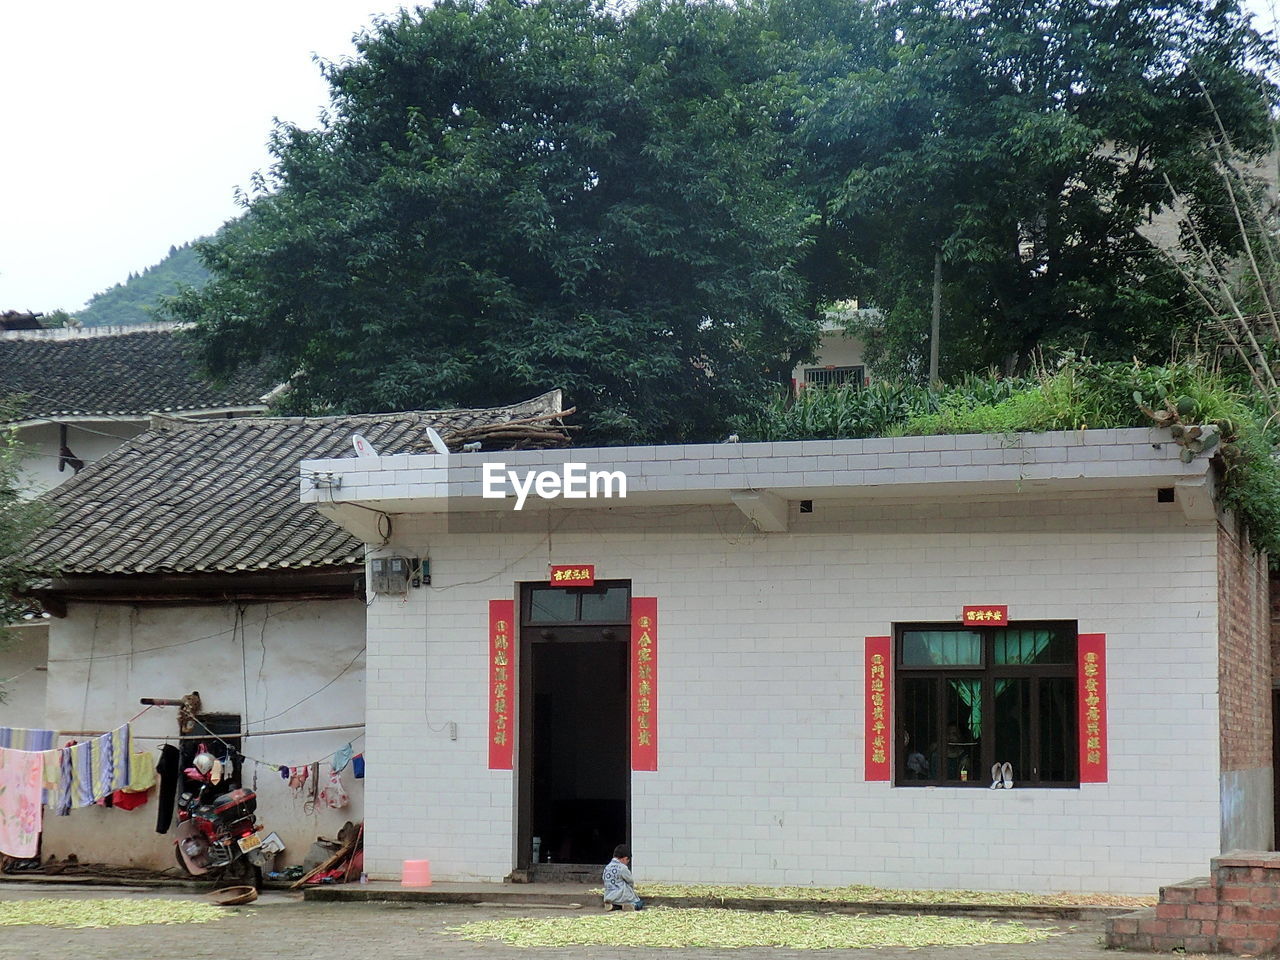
[515,582,631,876]
[1272,690,1280,850]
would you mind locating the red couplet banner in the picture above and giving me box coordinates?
[1077,633,1108,783]
[864,636,892,781]
[488,600,514,770]
[631,598,658,771]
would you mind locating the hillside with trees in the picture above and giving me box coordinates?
[76,242,209,327]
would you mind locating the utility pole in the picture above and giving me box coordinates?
[929,249,942,384]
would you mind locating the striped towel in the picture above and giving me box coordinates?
[0,727,56,752]
[54,749,72,816]
[69,741,94,807]
[103,725,130,793]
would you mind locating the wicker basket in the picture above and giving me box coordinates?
[209,885,258,906]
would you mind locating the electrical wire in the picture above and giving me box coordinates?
[176,716,366,772]
[244,645,366,727]
[426,510,571,591]
[46,601,311,663]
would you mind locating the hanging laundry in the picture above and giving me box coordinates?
[69,741,94,807]
[39,750,60,792]
[287,765,309,793]
[0,747,44,858]
[103,725,130,794]
[332,743,354,773]
[123,748,156,793]
[53,746,73,816]
[319,768,349,809]
[352,754,365,779]
[111,787,150,811]
[0,726,55,752]
[155,744,181,834]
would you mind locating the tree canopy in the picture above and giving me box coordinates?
[172,0,814,443]
[173,0,1279,438]
[784,0,1278,376]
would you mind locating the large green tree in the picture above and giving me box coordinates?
[783,0,1278,377]
[173,0,816,443]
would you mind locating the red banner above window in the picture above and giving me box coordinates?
[864,636,891,781]
[631,598,658,771]
[549,564,595,586]
[1078,633,1108,782]
[962,604,1008,625]
[488,599,514,770]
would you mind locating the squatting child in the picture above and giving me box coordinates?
[602,843,644,911]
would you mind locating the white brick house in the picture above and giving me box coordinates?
[302,428,1270,894]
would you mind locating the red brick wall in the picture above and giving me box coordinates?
[1219,521,1271,773]
[1271,579,1280,689]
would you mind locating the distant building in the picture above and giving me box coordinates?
[5,392,564,869]
[789,302,877,392]
[0,322,278,497]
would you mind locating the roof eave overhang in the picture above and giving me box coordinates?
[28,566,363,613]
[6,405,269,429]
[300,428,1216,540]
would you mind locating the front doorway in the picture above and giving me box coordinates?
[518,581,630,878]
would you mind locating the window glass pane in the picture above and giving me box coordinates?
[579,586,629,622]
[993,678,1031,785]
[994,628,1072,665]
[528,588,576,623]
[899,677,936,780]
[944,680,982,780]
[902,630,982,666]
[1038,678,1078,782]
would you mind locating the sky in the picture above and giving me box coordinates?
[0,1,400,314]
[1,0,1278,315]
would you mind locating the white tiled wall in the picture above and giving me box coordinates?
[362,493,1219,893]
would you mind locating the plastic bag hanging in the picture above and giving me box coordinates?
[319,768,349,809]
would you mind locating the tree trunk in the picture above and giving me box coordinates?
[929,249,942,384]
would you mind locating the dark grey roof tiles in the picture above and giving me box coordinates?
[0,326,277,420]
[24,391,563,575]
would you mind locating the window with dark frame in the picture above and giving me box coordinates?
[803,365,865,389]
[895,622,1078,788]
[523,582,630,625]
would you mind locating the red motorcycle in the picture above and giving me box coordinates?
[173,748,266,888]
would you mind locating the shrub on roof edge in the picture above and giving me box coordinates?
[738,356,1280,563]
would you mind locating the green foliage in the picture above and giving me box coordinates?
[169,0,1279,435]
[77,242,210,327]
[739,356,1280,560]
[171,0,815,444]
[781,0,1278,378]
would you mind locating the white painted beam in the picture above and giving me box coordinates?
[730,490,790,532]
[1175,474,1217,522]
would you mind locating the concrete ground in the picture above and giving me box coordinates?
[0,881,1130,960]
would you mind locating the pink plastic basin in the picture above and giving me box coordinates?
[402,859,432,887]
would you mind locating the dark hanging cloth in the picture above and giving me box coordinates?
[155,744,181,834]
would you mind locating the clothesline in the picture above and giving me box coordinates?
[56,722,365,741]
[0,721,364,858]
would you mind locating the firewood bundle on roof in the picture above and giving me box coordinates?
[433,407,578,452]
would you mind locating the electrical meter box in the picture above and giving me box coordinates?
[370,556,412,595]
